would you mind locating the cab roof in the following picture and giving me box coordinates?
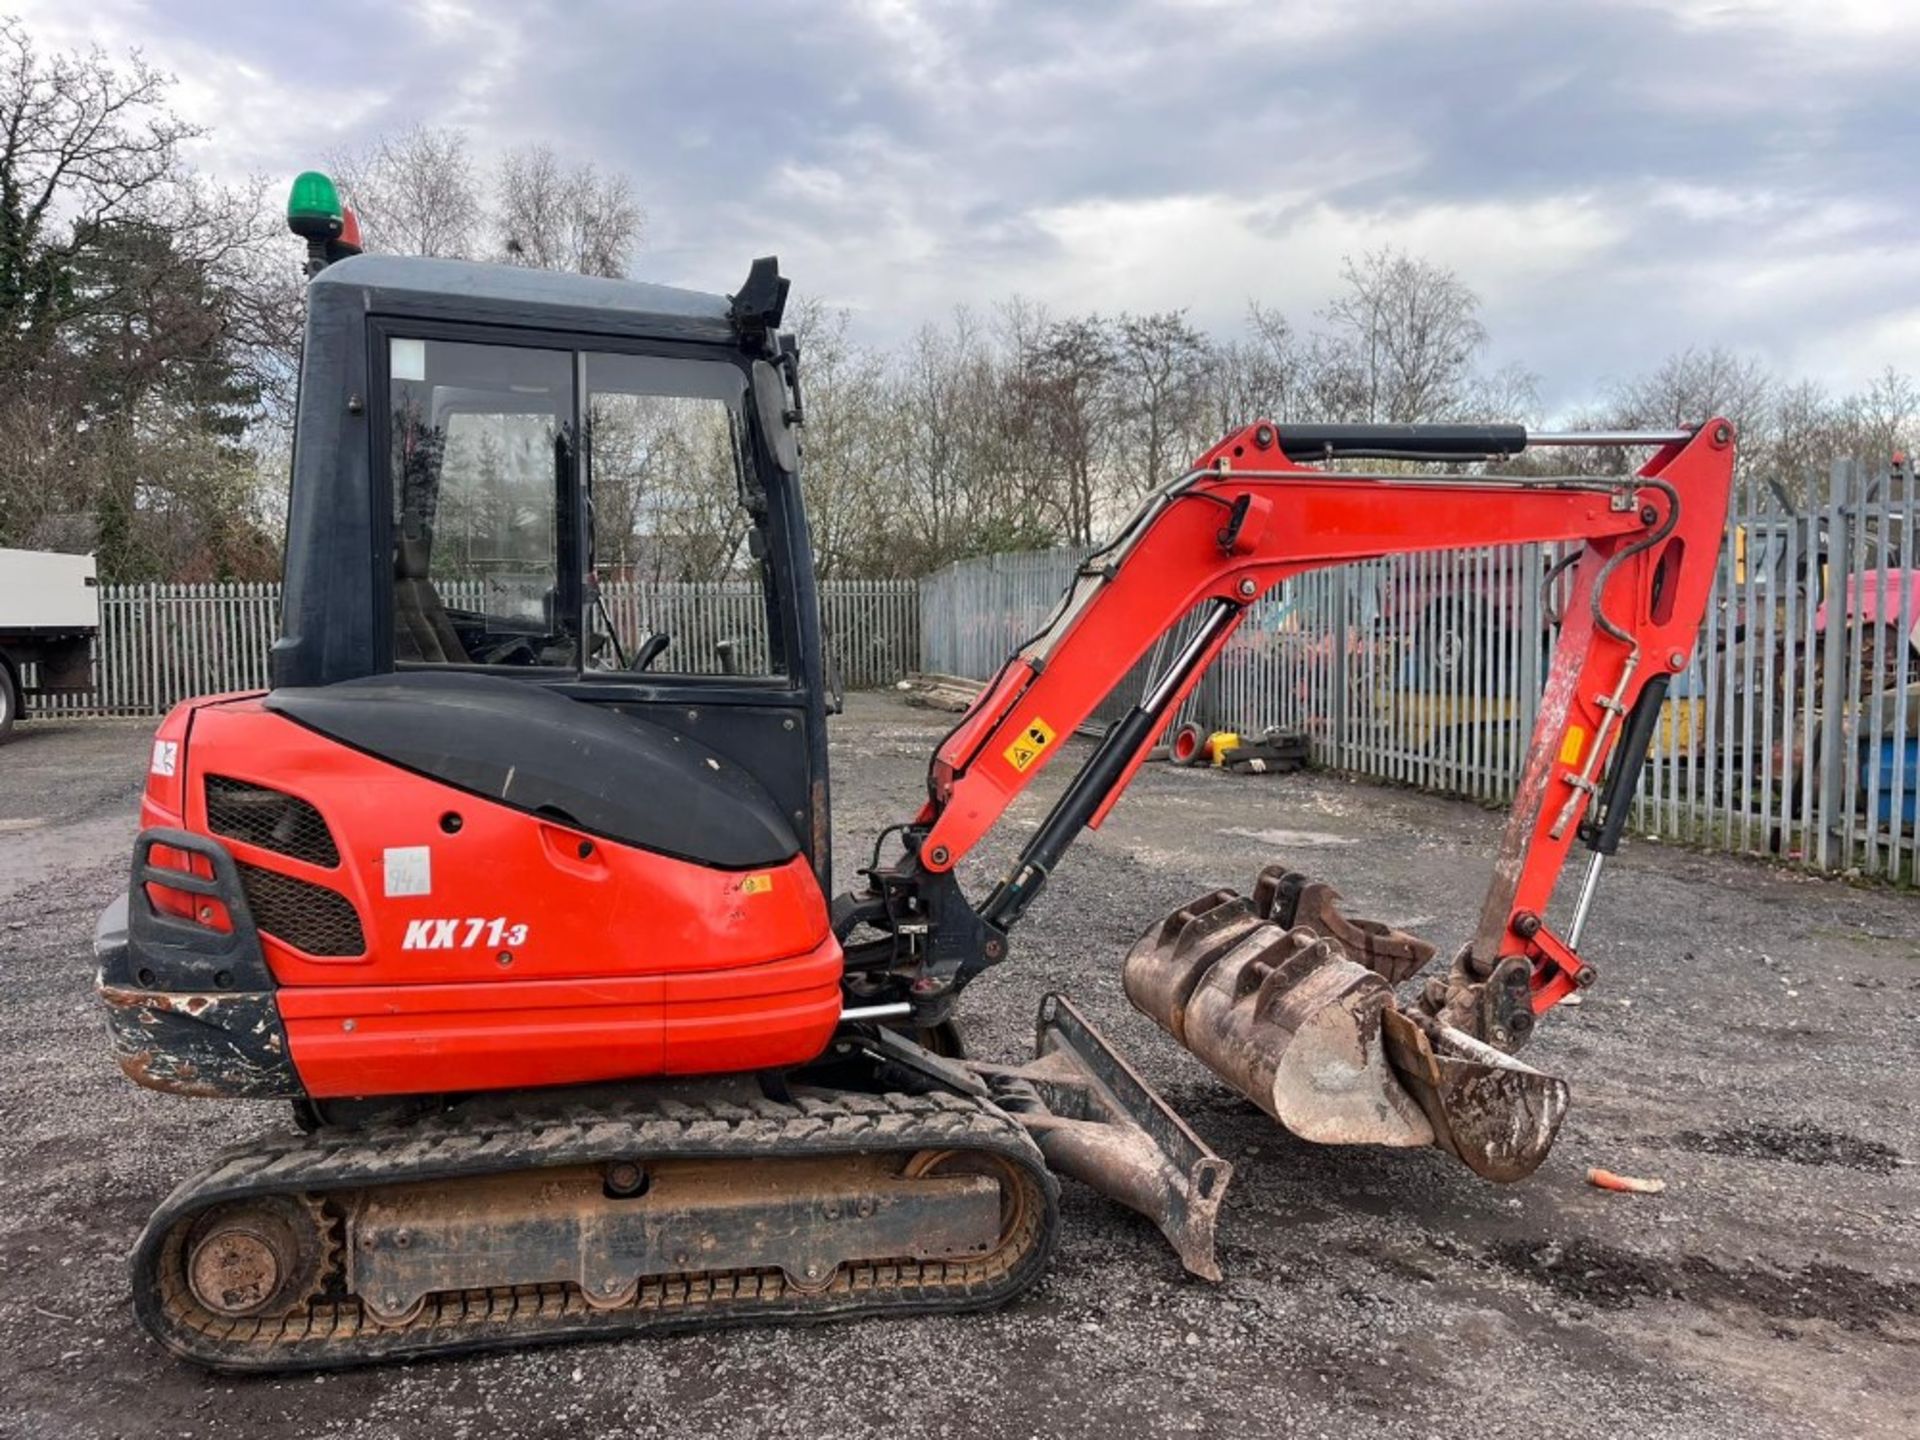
[309,253,741,344]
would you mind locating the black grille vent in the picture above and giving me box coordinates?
[205,776,340,868]
[237,863,365,957]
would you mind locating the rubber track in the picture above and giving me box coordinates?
[132,1088,1060,1372]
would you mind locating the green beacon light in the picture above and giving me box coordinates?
[287,171,344,241]
[288,171,346,277]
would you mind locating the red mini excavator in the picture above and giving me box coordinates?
[93,173,1734,1370]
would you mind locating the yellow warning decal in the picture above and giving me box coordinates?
[739,874,775,895]
[1558,725,1586,767]
[1003,716,1057,774]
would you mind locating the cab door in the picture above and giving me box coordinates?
[377,327,831,889]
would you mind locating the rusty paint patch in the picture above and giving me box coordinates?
[100,983,227,1017]
[809,775,832,884]
[117,1050,227,1098]
[99,980,301,1099]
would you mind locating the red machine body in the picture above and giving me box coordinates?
[122,419,1733,1102]
[136,696,841,1099]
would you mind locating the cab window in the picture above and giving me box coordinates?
[387,337,578,668]
[584,352,783,677]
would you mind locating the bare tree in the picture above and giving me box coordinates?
[1564,345,1778,483]
[331,124,483,260]
[494,144,642,279]
[1838,366,1919,469]
[1203,302,1306,435]
[0,19,195,363]
[1018,315,1114,548]
[1111,310,1212,496]
[331,131,645,279]
[1463,361,1541,425]
[1606,345,1774,434]
[785,297,891,577]
[586,391,747,581]
[1747,367,1920,502]
[1763,377,1845,499]
[888,313,983,571]
[1319,248,1488,423]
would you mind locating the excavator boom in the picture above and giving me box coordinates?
[845,416,1734,1186]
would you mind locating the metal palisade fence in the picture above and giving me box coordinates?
[921,461,1920,886]
[28,458,1920,886]
[28,579,919,718]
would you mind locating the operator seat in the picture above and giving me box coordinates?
[392,532,470,664]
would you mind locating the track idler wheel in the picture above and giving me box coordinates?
[903,1148,1037,1258]
[183,1195,331,1320]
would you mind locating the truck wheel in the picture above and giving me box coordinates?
[1409,599,1478,687]
[0,662,16,743]
[1168,721,1207,766]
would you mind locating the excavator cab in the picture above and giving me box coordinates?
[274,252,834,886]
[98,251,864,1115]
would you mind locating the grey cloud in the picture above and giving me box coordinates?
[131,0,1920,405]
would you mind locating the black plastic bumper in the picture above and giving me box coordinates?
[94,829,302,1099]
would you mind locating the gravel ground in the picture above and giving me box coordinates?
[1,693,1916,1439]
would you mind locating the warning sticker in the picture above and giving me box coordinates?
[1558,725,1586,767]
[739,874,774,895]
[1003,717,1057,773]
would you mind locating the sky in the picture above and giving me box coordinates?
[13,0,1920,415]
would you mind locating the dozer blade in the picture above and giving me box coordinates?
[968,993,1232,1282]
[1123,868,1568,1181]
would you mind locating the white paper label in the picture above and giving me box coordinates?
[149,739,178,777]
[384,846,432,898]
[389,337,427,383]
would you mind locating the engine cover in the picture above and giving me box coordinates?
[100,690,843,1100]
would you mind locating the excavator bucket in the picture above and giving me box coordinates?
[1380,1008,1570,1183]
[1124,866,1568,1181]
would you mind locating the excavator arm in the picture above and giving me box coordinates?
[858,419,1731,1014]
[836,416,1733,1196]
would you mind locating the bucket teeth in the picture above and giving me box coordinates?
[1124,866,1568,1180]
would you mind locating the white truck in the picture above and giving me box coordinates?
[0,548,99,740]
